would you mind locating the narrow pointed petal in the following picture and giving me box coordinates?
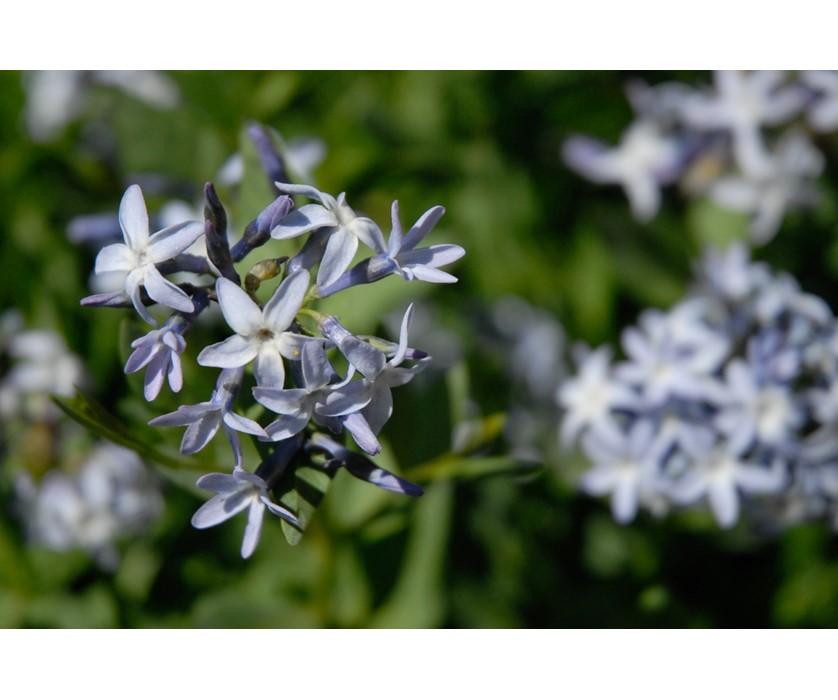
[263,498,301,525]
[181,412,222,454]
[270,204,337,239]
[147,220,205,262]
[318,380,372,417]
[142,350,169,401]
[222,410,268,437]
[273,182,328,202]
[124,343,157,374]
[149,402,215,427]
[264,413,311,441]
[191,490,252,529]
[387,200,403,257]
[301,340,333,389]
[398,244,465,269]
[196,472,240,492]
[119,184,150,251]
[253,387,310,415]
[263,269,310,332]
[254,346,286,388]
[341,412,381,455]
[341,337,386,378]
[143,267,194,313]
[317,229,358,288]
[95,243,136,274]
[241,501,265,558]
[215,278,263,336]
[126,272,158,326]
[401,205,446,251]
[350,217,387,254]
[404,266,459,283]
[197,334,259,369]
[167,352,183,393]
[343,459,423,497]
[363,382,393,435]
[392,303,414,366]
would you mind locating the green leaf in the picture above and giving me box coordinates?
[406,454,542,483]
[52,389,210,477]
[277,463,335,546]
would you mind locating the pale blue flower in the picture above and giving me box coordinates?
[563,120,683,222]
[315,201,465,297]
[148,367,266,468]
[615,308,728,407]
[708,129,824,243]
[197,271,315,388]
[800,71,838,133]
[253,341,372,443]
[681,70,808,174]
[579,420,670,524]
[191,468,299,559]
[557,346,635,448]
[669,427,786,528]
[270,182,386,288]
[93,185,204,325]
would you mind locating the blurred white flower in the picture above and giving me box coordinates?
[16,443,163,569]
[563,120,682,222]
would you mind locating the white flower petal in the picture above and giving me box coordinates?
[196,472,240,493]
[317,229,358,288]
[191,490,251,529]
[181,412,222,454]
[263,269,310,332]
[270,204,337,239]
[215,278,263,336]
[143,266,194,313]
[254,346,285,388]
[222,411,268,438]
[241,501,265,559]
[95,243,136,274]
[119,184,150,251]
[197,334,259,369]
[147,220,205,263]
[401,205,446,252]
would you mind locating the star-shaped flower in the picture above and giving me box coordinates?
[669,427,786,528]
[681,70,808,174]
[191,468,299,559]
[270,182,386,288]
[562,120,683,222]
[196,271,315,388]
[93,185,204,325]
[253,341,372,442]
[148,367,267,468]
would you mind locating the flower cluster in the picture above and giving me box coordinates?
[14,442,163,569]
[559,243,838,530]
[80,128,465,558]
[563,71,837,243]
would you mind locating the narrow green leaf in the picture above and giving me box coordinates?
[278,463,335,546]
[407,454,542,483]
[52,389,210,476]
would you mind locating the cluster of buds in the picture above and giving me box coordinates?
[80,130,465,558]
[563,70,837,242]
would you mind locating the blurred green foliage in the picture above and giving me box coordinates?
[2,70,838,628]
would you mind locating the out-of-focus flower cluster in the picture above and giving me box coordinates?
[558,243,838,530]
[0,312,163,567]
[563,70,838,243]
[77,125,465,558]
[14,443,163,570]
